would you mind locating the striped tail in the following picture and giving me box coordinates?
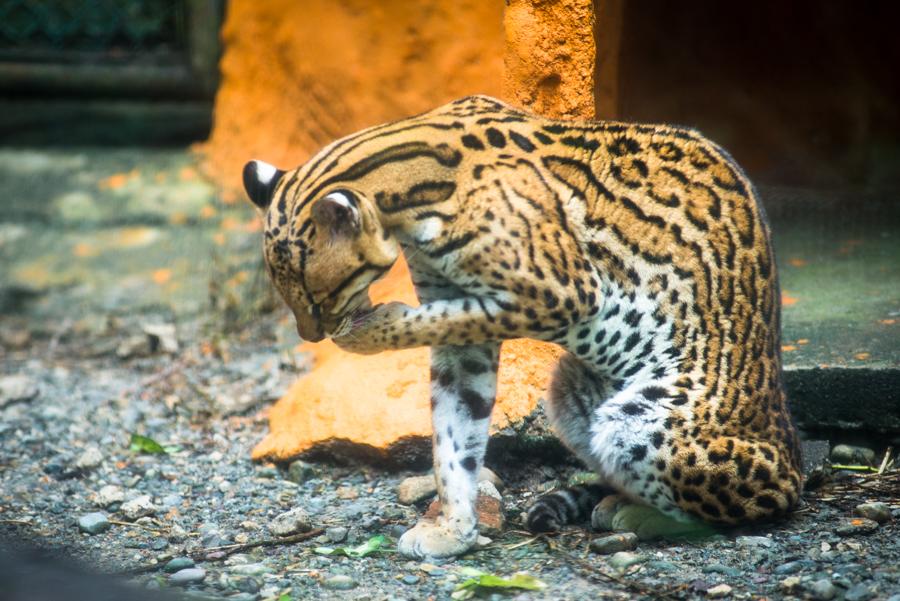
[525,483,614,533]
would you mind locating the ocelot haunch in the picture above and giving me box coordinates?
[243,95,802,559]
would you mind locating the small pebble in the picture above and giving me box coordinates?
[269,507,312,536]
[170,567,206,585]
[773,560,815,575]
[647,560,678,572]
[706,583,732,598]
[780,576,801,593]
[322,574,357,590]
[229,563,273,576]
[401,574,420,585]
[77,512,110,535]
[121,495,156,521]
[853,502,891,523]
[589,532,638,555]
[150,538,169,551]
[835,518,879,536]
[164,557,195,573]
[735,535,774,548]
[702,563,741,578]
[74,446,103,470]
[808,578,837,601]
[608,551,645,570]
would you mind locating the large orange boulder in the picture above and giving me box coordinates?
[251,257,565,464]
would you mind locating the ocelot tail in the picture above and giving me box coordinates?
[243,95,802,559]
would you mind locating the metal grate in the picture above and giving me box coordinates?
[0,0,187,62]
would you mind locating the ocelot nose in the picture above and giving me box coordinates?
[292,308,325,342]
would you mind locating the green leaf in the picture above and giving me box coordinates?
[129,433,168,454]
[452,571,547,599]
[313,534,389,558]
[277,594,291,601]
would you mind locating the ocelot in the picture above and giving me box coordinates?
[243,95,801,559]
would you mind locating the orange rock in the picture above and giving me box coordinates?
[251,257,563,462]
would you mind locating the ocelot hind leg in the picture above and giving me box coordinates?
[526,353,617,532]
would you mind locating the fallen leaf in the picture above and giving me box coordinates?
[781,293,798,306]
[129,433,167,454]
[152,269,172,285]
[854,352,870,361]
[781,345,797,352]
[788,258,807,267]
[452,569,547,600]
[797,339,809,345]
[879,319,896,325]
[314,534,390,558]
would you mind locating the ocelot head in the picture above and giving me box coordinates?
[242,160,400,342]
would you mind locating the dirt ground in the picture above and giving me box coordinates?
[1,148,899,600]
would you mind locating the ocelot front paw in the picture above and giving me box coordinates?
[332,302,410,355]
[397,518,478,559]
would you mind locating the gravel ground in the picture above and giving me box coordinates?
[1,318,899,601]
[1,148,899,600]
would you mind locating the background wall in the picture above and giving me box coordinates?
[199,0,504,196]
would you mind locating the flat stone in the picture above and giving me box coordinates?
[853,502,892,523]
[170,567,206,585]
[229,563,273,577]
[607,551,646,570]
[735,535,775,548]
[397,474,436,505]
[325,526,348,543]
[844,583,875,601]
[322,574,357,590]
[121,495,156,520]
[589,532,638,555]
[774,559,816,575]
[269,507,312,536]
[835,518,879,536]
[702,563,741,578]
[780,576,802,593]
[77,512,110,535]
[478,467,505,492]
[164,557,195,573]
[96,484,124,507]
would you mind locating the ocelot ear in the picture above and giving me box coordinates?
[242,160,285,210]
[311,191,361,237]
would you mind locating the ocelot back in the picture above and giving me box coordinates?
[243,95,802,559]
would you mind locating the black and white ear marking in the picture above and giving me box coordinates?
[311,190,361,237]
[242,160,285,210]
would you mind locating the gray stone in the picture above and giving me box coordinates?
[401,574,420,585]
[735,535,775,548]
[589,532,638,555]
[121,495,156,520]
[807,578,837,601]
[233,577,261,594]
[0,375,38,407]
[607,551,646,570]
[853,501,892,523]
[397,474,436,505]
[478,467,505,492]
[830,444,876,465]
[170,568,206,585]
[325,526,348,543]
[647,560,678,572]
[322,574,357,590]
[835,517,879,536]
[286,460,318,484]
[844,583,875,601]
[164,557,195,573]
[142,323,179,354]
[269,507,312,537]
[77,512,110,535]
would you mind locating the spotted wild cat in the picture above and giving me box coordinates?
[243,95,802,559]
